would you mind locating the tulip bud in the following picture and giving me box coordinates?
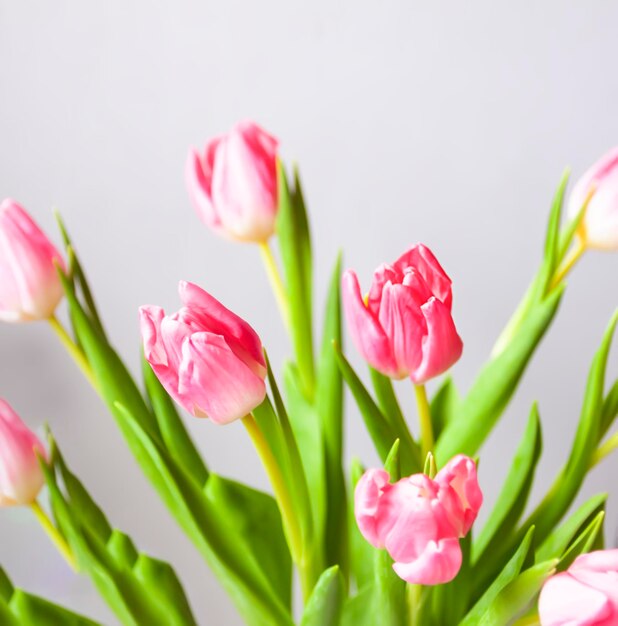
[140,281,267,424]
[186,120,279,242]
[539,549,618,625]
[0,199,65,322]
[0,399,46,506]
[568,147,618,251]
[354,455,482,585]
[342,244,463,384]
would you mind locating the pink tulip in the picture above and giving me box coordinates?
[0,399,46,506]
[186,120,279,242]
[539,550,618,626]
[568,147,618,250]
[342,244,463,384]
[354,455,482,585]
[140,281,267,424]
[0,199,65,322]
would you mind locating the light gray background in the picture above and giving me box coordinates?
[1,2,617,624]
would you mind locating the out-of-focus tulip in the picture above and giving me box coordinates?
[568,147,618,251]
[186,120,279,242]
[539,550,618,626]
[342,244,463,384]
[140,280,267,424]
[354,455,482,585]
[0,399,46,506]
[0,199,64,322]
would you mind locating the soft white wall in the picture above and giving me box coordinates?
[1,2,617,624]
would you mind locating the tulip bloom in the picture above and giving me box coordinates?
[0,199,65,322]
[539,550,618,626]
[355,455,482,585]
[0,399,46,506]
[568,147,618,251]
[342,244,463,384]
[140,281,267,424]
[186,121,279,242]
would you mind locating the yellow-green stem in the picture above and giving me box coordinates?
[49,315,98,391]
[242,414,314,598]
[549,239,585,291]
[407,584,422,626]
[258,240,290,330]
[31,500,78,571]
[590,432,618,468]
[414,384,434,461]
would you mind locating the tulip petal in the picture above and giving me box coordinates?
[377,282,426,377]
[392,537,462,585]
[342,270,400,378]
[185,146,223,232]
[393,244,453,310]
[539,572,612,626]
[354,468,391,548]
[178,281,266,377]
[178,332,266,424]
[411,297,463,384]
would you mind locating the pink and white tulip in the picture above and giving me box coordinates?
[140,281,267,424]
[342,244,463,383]
[568,147,618,251]
[0,399,46,506]
[186,120,279,242]
[539,550,618,626]
[354,455,482,585]
[0,199,64,322]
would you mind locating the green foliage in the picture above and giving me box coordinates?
[300,566,346,626]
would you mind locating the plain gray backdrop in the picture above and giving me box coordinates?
[1,2,617,624]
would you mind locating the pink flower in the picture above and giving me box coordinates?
[354,455,482,585]
[0,199,65,322]
[568,147,618,250]
[0,399,46,506]
[140,281,267,424]
[186,120,279,242]
[342,244,463,383]
[539,550,618,626]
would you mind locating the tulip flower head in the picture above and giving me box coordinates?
[140,281,267,424]
[186,120,279,242]
[355,455,482,585]
[539,549,618,626]
[343,244,463,384]
[568,147,618,251]
[0,199,65,322]
[0,399,46,506]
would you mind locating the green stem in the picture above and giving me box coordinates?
[31,500,78,571]
[258,240,290,330]
[414,384,434,461]
[49,315,98,391]
[242,414,314,599]
[407,584,422,626]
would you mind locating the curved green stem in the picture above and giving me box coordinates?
[258,241,290,330]
[414,384,434,461]
[31,500,78,571]
[49,315,98,391]
[242,413,314,599]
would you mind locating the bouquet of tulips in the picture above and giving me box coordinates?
[1,121,617,626]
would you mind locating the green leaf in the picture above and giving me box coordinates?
[600,379,618,439]
[142,354,208,484]
[334,343,397,463]
[341,585,375,626]
[276,160,315,398]
[461,526,535,626]
[436,287,563,463]
[369,368,422,473]
[0,568,13,602]
[536,493,607,563]
[317,254,348,574]
[473,404,542,561]
[204,474,293,611]
[300,566,346,626]
[556,511,605,572]
[430,376,460,440]
[476,560,557,626]
[374,548,406,626]
[6,588,100,626]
